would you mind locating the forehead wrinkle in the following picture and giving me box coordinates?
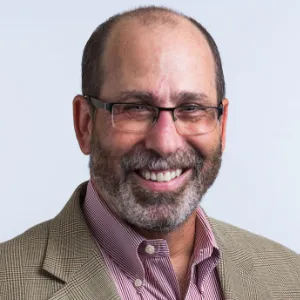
[152,76,170,104]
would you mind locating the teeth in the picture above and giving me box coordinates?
[144,171,151,180]
[163,172,171,182]
[141,169,183,182]
[150,173,157,181]
[175,169,182,177]
[157,173,164,182]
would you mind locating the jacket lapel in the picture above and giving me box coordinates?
[47,253,120,300]
[209,218,266,300]
[43,182,120,300]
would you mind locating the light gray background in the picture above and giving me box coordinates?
[0,0,299,252]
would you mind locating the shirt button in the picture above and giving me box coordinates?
[134,279,143,287]
[145,244,155,254]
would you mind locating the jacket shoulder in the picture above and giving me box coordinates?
[210,217,300,262]
[0,220,58,299]
[0,219,51,260]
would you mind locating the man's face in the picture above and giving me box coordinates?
[89,19,227,232]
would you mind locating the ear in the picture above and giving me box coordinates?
[220,98,229,152]
[73,95,93,155]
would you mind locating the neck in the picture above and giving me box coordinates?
[131,211,197,259]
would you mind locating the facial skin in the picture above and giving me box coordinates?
[74,16,229,234]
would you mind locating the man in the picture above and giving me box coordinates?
[1,6,299,300]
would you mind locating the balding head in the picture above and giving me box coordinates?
[81,6,225,104]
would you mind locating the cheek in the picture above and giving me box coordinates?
[108,134,144,156]
[96,116,144,157]
[187,129,221,157]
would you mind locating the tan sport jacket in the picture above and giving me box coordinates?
[1,182,300,299]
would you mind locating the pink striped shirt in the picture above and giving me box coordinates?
[83,181,223,299]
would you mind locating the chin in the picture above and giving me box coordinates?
[122,201,196,233]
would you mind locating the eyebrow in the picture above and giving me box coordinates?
[118,90,155,102]
[115,90,212,106]
[176,91,211,105]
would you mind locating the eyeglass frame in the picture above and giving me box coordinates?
[84,95,224,133]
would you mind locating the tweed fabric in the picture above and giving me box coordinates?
[0,182,300,300]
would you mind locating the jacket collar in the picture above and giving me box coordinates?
[43,181,120,300]
[43,182,263,300]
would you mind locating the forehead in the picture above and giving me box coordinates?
[101,17,216,102]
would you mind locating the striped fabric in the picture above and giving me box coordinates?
[83,181,223,299]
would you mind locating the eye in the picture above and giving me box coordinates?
[177,105,203,112]
[175,105,217,121]
[113,104,155,118]
[123,104,149,112]
[183,106,197,111]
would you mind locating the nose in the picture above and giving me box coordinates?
[144,110,185,157]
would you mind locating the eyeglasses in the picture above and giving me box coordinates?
[84,95,223,136]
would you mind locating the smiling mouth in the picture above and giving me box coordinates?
[134,168,187,182]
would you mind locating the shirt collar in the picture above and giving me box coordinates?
[83,180,219,279]
[192,208,219,263]
[83,181,145,280]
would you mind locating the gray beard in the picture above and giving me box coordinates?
[89,135,222,233]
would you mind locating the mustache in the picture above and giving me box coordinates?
[120,146,204,172]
